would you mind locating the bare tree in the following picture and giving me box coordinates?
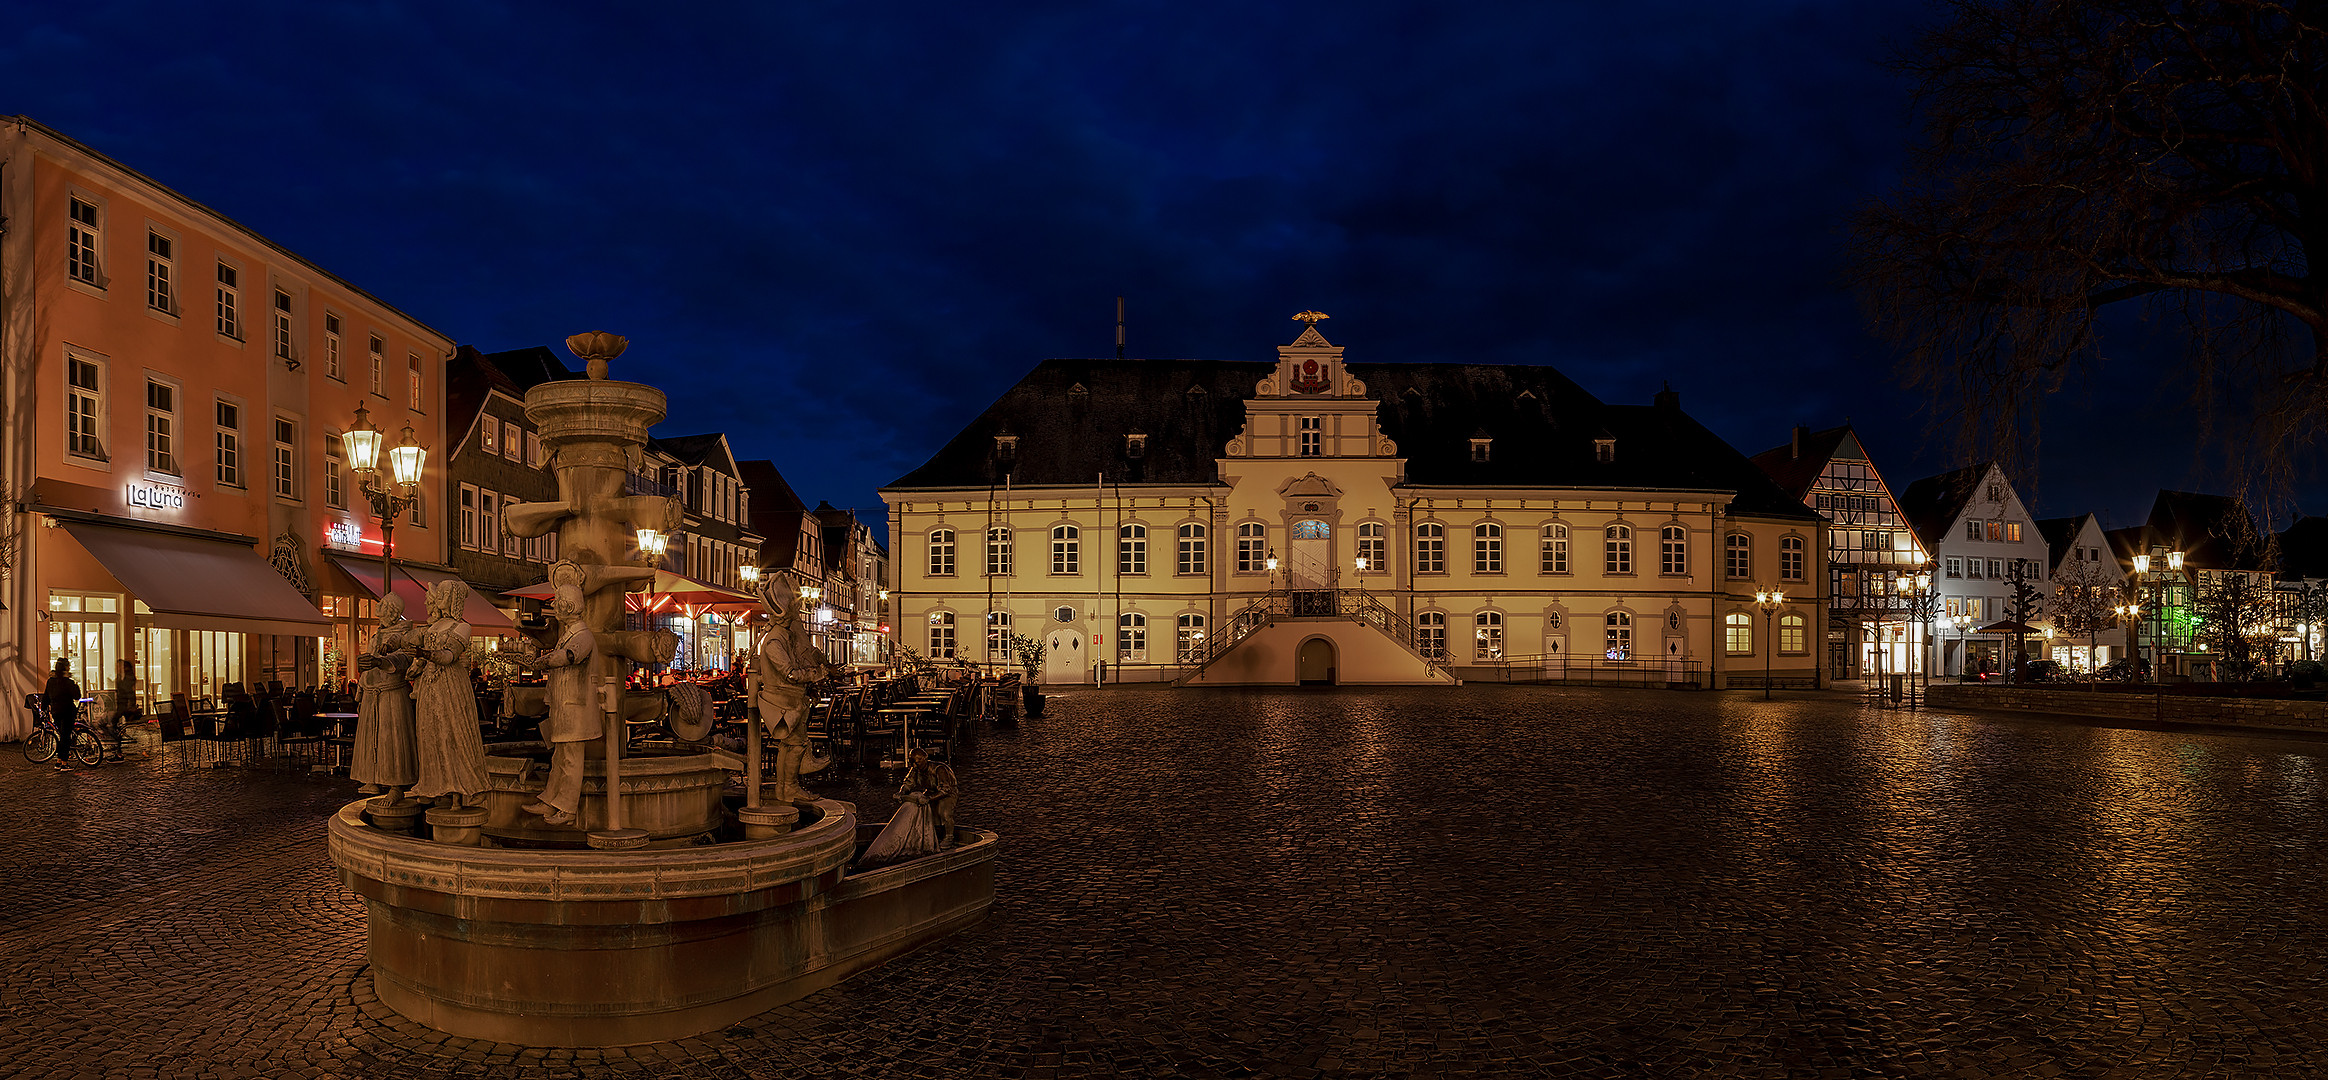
[2052,557,2119,677]
[2004,559,2048,678]
[2193,571,2278,677]
[1854,0,2328,517]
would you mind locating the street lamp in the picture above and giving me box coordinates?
[739,564,760,584]
[1901,564,1939,707]
[1951,613,1973,677]
[1754,589,1786,700]
[341,404,427,615]
[635,527,669,565]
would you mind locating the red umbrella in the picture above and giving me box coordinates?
[504,569,758,615]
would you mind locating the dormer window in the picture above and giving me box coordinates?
[1594,438,1615,463]
[1470,438,1492,463]
[1124,433,1146,459]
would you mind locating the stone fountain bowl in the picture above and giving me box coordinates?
[329,797,999,1046]
[482,745,724,848]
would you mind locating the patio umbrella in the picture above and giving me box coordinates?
[504,569,760,614]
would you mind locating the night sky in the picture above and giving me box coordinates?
[15,2,2310,540]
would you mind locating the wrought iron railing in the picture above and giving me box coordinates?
[1175,587,1455,682]
[1491,654,1709,689]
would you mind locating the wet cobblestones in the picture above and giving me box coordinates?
[6,687,2328,1077]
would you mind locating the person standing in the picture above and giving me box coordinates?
[42,658,81,771]
[105,659,137,761]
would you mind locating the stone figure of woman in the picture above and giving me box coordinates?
[351,593,418,805]
[409,580,490,807]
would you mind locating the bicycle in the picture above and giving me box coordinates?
[21,693,106,766]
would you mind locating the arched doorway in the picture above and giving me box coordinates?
[1297,637,1336,685]
[1288,519,1332,591]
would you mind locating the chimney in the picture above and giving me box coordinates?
[1653,381,1679,410]
[1791,425,1807,460]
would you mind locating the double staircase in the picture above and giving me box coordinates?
[1175,587,1458,686]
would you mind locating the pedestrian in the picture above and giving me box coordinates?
[43,658,81,771]
[107,658,137,761]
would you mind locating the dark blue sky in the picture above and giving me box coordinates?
[14,1,2298,539]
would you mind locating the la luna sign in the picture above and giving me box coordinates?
[125,481,186,510]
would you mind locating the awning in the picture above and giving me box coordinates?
[60,520,333,637]
[329,556,518,635]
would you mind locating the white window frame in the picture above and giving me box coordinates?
[145,229,177,315]
[928,611,957,659]
[1298,415,1322,457]
[1726,533,1751,580]
[986,527,1013,576]
[214,261,243,341]
[480,490,499,554]
[213,398,245,489]
[1474,610,1503,661]
[368,334,385,396]
[1660,525,1687,576]
[1119,523,1148,575]
[1051,525,1080,576]
[460,484,479,549]
[1541,523,1569,575]
[481,416,499,457]
[272,416,299,500]
[1417,611,1447,660]
[1177,613,1206,662]
[986,610,1013,659]
[324,432,346,509]
[1235,522,1267,573]
[929,529,957,577]
[1605,611,1633,660]
[64,349,108,463]
[408,354,424,411]
[1779,613,1808,655]
[1725,612,1753,655]
[1415,522,1446,574]
[1473,523,1503,574]
[1780,536,1805,582]
[68,194,104,288]
[323,312,344,380]
[271,287,295,363]
[1605,525,1633,575]
[1118,612,1147,663]
[1357,521,1385,573]
[144,376,182,477]
[1177,523,1207,576]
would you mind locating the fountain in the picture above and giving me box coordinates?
[328,333,997,1046]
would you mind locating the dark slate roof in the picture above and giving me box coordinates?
[1896,464,1990,550]
[2279,516,2328,579]
[2036,515,2085,567]
[1748,424,1852,501]
[482,346,575,392]
[650,433,732,472]
[2146,490,2268,571]
[887,358,1819,519]
[740,459,808,568]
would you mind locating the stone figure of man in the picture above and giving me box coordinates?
[750,577,835,804]
[519,585,596,827]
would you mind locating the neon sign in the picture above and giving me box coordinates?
[125,481,186,510]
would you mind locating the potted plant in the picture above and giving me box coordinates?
[1009,632,1046,718]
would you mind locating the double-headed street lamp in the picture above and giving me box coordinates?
[341,403,428,603]
[1951,613,1973,676]
[2130,550,2184,680]
[1901,563,1939,708]
[1754,589,1786,700]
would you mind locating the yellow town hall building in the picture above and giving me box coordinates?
[881,317,1826,688]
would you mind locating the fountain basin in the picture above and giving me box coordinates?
[481,746,725,848]
[329,797,997,1046]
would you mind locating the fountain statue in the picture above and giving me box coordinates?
[327,333,998,1046]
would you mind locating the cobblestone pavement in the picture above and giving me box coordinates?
[7,689,2328,1078]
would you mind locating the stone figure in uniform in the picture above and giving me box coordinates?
[750,576,836,804]
[517,585,596,826]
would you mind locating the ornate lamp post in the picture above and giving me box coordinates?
[1901,563,1939,707]
[1951,613,1973,677]
[341,404,428,607]
[739,564,760,585]
[1754,589,1786,700]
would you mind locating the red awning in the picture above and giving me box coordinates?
[330,557,517,635]
[60,520,332,637]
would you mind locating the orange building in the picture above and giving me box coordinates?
[0,117,453,733]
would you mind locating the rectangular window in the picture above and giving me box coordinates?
[503,505,520,556]
[368,335,384,395]
[145,380,179,475]
[1119,525,1147,575]
[480,491,499,554]
[1967,559,1983,580]
[214,400,243,487]
[1725,614,1752,654]
[987,611,1014,659]
[69,198,103,285]
[408,355,423,409]
[503,419,524,460]
[1358,523,1385,571]
[324,313,343,379]
[1541,526,1569,574]
[1237,524,1267,573]
[215,263,241,339]
[272,289,294,361]
[481,417,499,456]
[1178,524,1207,575]
[1780,617,1807,654]
[2004,522,2022,543]
[146,232,175,312]
[1966,519,1981,542]
[1298,416,1321,457]
[986,528,1013,576]
[1051,527,1080,575]
[1474,526,1503,574]
[1987,521,2004,542]
[525,431,543,468]
[66,355,105,460]
[1660,527,1686,575]
[1605,527,1633,574]
[325,434,345,509]
[1415,524,1445,574]
[929,530,956,577]
[272,418,297,499]
[1945,556,1961,578]
[1987,558,2003,579]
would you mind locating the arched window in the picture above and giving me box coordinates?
[1604,525,1632,574]
[928,529,956,577]
[1660,524,1687,575]
[1541,524,1569,574]
[1177,613,1206,662]
[1604,611,1633,659]
[1779,613,1808,654]
[1725,612,1752,654]
[1474,610,1504,660]
[1416,522,1446,574]
[1356,522,1386,572]
[1726,533,1751,579]
[1118,612,1147,663]
[986,526,1013,576]
[1236,522,1267,573]
[986,610,1012,658]
[1177,523,1206,575]
[1050,525,1079,575]
[1474,523,1503,573]
[1417,611,1447,659]
[1779,535,1805,582]
[927,611,957,659]
[1119,523,1148,575]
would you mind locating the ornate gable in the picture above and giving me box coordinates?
[1224,312,1399,461]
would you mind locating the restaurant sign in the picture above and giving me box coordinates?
[125,481,187,510]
